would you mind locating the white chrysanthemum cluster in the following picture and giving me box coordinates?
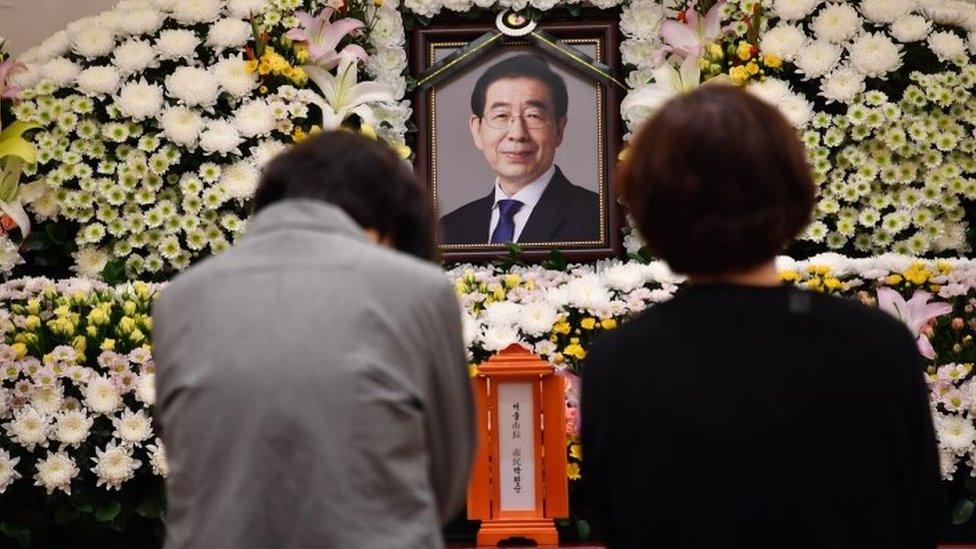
[0,280,166,496]
[799,68,976,255]
[12,0,408,279]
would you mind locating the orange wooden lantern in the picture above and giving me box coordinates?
[468,343,569,546]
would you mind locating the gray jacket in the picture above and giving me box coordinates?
[153,199,475,549]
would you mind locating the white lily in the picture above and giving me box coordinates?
[621,55,702,117]
[304,54,395,130]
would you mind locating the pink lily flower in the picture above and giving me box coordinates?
[658,0,727,60]
[284,9,368,70]
[877,287,953,359]
[0,57,26,100]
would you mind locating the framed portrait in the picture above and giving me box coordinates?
[411,16,625,262]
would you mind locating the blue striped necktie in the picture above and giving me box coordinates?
[490,199,524,243]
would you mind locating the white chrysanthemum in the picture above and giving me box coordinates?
[9,62,43,90]
[484,301,522,327]
[53,409,94,447]
[115,79,164,121]
[200,121,243,155]
[112,408,153,443]
[938,413,976,453]
[811,3,862,43]
[759,25,807,62]
[219,162,259,198]
[92,442,141,490]
[34,452,79,495]
[921,0,976,30]
[3,407,49,451]
[620,0,666,39]
[249,139,288,168]
[929,30,968,62]
[113,39,156,75]
[213,55,258,98]
[70,24,116,58]
[156,29,200,60]
[461,312,480,348]
[159,106,204,147]
[207,18,251,50]
[860,0,914,24]
[779,93,814,128]
[32,385,63,415]
[76,66,121,96]
[84,375,122,414]
[602,262,644,292]
[774,0,821,21]
[166,66,221,108]
[370,10,407,48]
[564,275,613,313]
[152,0,179,8]
[172,0,223,24]
[820,66,865,103]
[119,8,164,35]
[891,14,933,42]
[71,246,110,278]
[747,77,792,105]
[147,439,169,477]
[794,40,842,78]
[35,30,71,62]
[41,57,81,87]
[234,100,276,138]
[518,303,561,337]
[849,33,903,77]
[480,325,521,352]
[135,374,156,405]
[0,449,20,494]
[228,0,268,17]
[405,0,441,18]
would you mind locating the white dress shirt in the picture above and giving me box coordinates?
[488,165,556,242]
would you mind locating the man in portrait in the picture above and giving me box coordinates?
[440,54,601,245]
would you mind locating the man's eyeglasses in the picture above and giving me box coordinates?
[483,110,552,130]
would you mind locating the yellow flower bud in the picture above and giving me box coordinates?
[118,316,136,335]
[100,339,116,351]
[87,325,98,337]
[745,61,760,75]
[580,317,596,330]
[503,274,521,289]
[10,342,27,359]
[123,301,137,316]
[26,299,41,316]
[885,274,904,286]
[492,285,506,301]
[763,54,782,68]
[601,318,617,330]
[737,42,754,61]
[708,43,723,59]
[73,336,87,354]
[24,315,41,331]
[129,328,146,344]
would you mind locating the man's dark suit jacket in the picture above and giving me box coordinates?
[439,166,600,244]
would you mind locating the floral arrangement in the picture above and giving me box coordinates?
[0,278,165,545]
[620,0,976,257]
[4,254,976,542]
[9,0,409,281]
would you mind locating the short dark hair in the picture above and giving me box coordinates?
[470,54,568,119]
[254,131,436,260]
[617,85,815,275]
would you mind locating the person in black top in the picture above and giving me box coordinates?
[582,85,941,548]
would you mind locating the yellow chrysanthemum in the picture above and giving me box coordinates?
[580,317,596,330]
[567,462,581,480]
[763,54,782,68]
[570,444,582,460]
[601,318,617,330]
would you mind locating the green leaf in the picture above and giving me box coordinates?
[76,503,94,514]
[952,498,975,525]
[575,518,591,541]
[542,249,568,271]
[136,496,164,519]
[0,522,31,549]
[100,259,126,285]
[95,500,122,522]
[54,505,79,524]
[504,242,523,257]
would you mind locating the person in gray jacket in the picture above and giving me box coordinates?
[152,131,475,549]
